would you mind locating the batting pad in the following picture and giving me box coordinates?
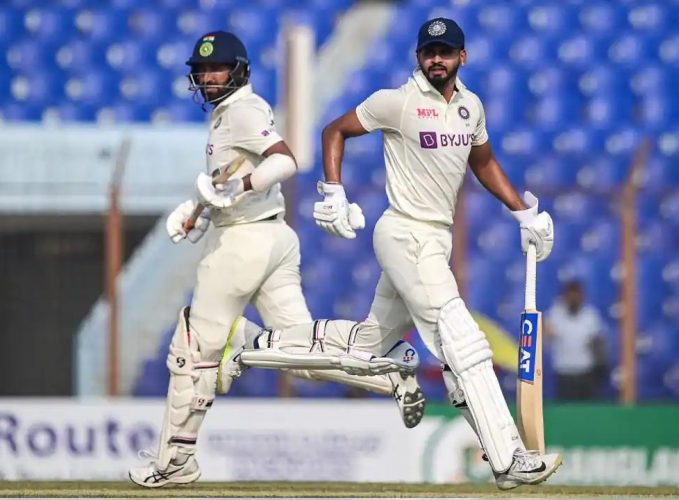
[157,307,218,470]
[438,298,522,472]
[239,339,419,376]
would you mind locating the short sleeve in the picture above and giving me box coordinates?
[229,103,283,155]
[470,93,489,146]
[355,89,403,132]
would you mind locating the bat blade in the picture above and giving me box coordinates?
[517,308,545,453]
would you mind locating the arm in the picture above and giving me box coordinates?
[469,142,554,262]
[321,110,369,183]
[468,142,526,211]
[241,140,297,193]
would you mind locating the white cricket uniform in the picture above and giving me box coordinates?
[350,69,488,358]
[189,84,311,361]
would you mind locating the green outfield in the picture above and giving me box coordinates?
[1,482,679,498]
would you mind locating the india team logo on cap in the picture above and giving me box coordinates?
[428,20,447,37]
[458,106,470,120]
[199,41,214,57]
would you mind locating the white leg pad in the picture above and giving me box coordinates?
[157,308,218,470]
[438,298,523,472]
[239,337,420,376]
[291,369,392,395]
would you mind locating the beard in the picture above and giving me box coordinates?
[424,64,458,89]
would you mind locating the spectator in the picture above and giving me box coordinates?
[546,280,608,400]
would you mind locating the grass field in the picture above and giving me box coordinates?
[1,482,679,498]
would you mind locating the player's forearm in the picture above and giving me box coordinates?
[243,153,297,193]
[321,124,345,183]
[471,159,526,211]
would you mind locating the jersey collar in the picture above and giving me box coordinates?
[412,69,465,100]
[214,83,253,110]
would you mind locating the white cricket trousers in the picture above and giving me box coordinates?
[354,209,461,359]
[189,218,311,362]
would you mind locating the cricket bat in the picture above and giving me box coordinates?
[183,155,246,231]
[516,243,545,453]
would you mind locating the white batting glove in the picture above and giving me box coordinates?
[195,172,245,209]
[510,191,554,262]
[313,182,365,240]
[165,200,210,244]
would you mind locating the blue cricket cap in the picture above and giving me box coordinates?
[417,18,465,51]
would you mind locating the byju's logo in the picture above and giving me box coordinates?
[419,131,438,149]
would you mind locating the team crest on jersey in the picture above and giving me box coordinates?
[428,20,447,36]
[458,106,470,120]
[213,116,222,129]
[199,41,214,57]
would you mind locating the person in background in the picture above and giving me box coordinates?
[546,280,608,400]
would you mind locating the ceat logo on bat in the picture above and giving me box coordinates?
[518,312,539,382]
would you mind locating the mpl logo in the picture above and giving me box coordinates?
[419,131,438,149]
[417,108,439,119]
[402,348,416,363]
[518,312,539,382]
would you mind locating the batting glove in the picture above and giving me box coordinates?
[313,182,365,240]
[166,200,210,244]
[510,191,554,262]
[195,172,245,209]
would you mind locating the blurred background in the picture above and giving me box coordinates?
[1,0,678,486]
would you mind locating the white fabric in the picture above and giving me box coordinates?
[546,302,603,375]
[437,298,522,472]
[206,84,286,227]
[313,182,365,239]
[239,338,420,376]
[189,219,312,362]
[293,368,392,396]
[509,191,554,262]
[354,69,487,226]
[166,200,210,244]
[248,153,297,193]
[157,308,218,470]
[195,173,245,209]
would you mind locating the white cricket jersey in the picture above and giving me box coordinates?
[355,69,489,225]
[206,84,285,226]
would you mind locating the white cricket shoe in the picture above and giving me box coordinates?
[129,451,201,488]
[388,371,426,428]
[494,449,563,490]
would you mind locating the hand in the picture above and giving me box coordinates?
[313,182,365,239]
[510,191,554,262]
[195,172,245,209]
[165,200,210,244]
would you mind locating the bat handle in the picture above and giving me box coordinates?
[525,243,537,311]
[183,203,206,232]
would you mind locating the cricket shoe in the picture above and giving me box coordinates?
[494,449,563,490]
[129,451,201,488]
[388,371,426,428]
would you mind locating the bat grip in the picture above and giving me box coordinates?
[525,243,537,311]
[183,203,205,232]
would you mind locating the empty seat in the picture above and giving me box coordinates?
[23,7,73,42]
[552,126,606,156]
[527,3,577,39]
[576,156,628,190]
[509,35,556,70]
[579,2,627,36]
[524,155,577,190]
[74,8,127,42]
[608,34,656,68]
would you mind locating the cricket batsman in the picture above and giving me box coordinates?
[235,18,563,489]
[129,30,425,488]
